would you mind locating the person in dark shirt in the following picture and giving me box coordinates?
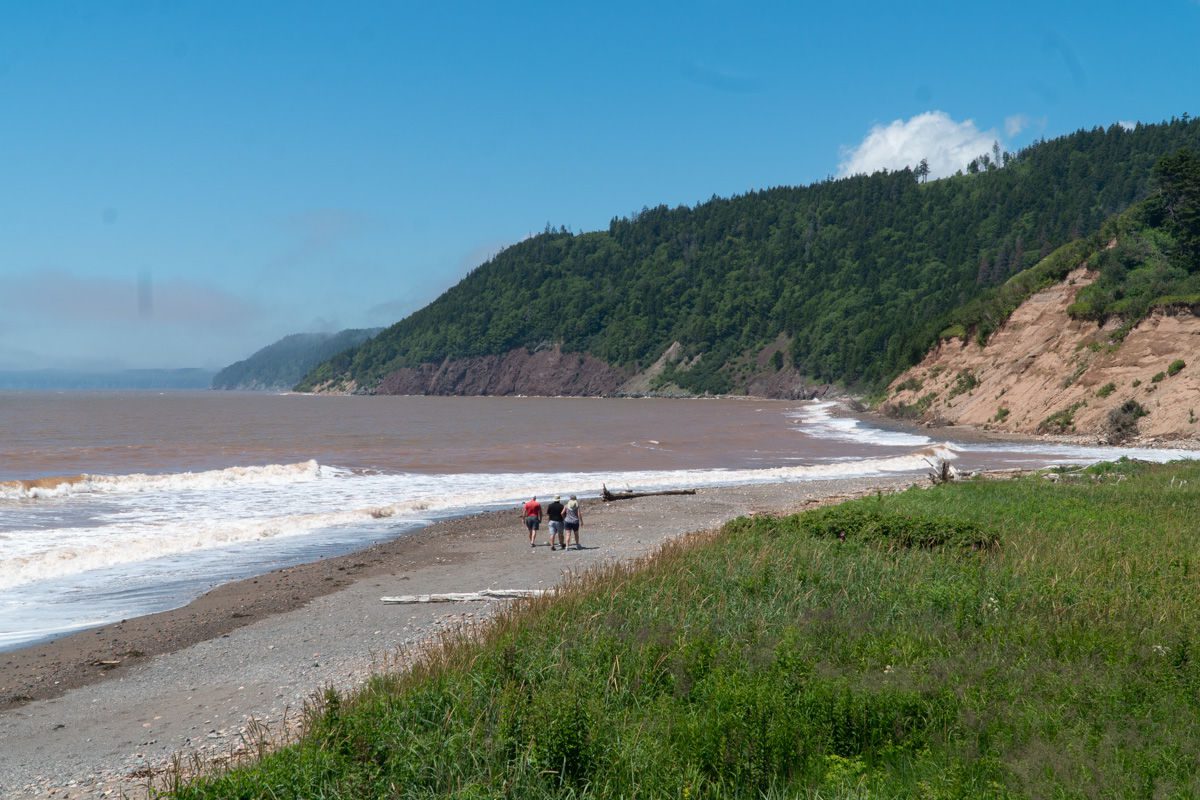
[545,495,566,550]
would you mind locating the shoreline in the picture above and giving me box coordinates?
[5,398,1191,712]
[0,476,918,799]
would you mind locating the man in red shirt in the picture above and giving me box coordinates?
[521,496,543,548]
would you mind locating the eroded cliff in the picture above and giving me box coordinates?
[884,267,1200,443]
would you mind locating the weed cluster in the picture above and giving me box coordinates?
[1037,401,1085,434]
[1107,399,1149,443]
[948,370,979,399]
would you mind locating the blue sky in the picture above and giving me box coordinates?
[2,1,1197,370]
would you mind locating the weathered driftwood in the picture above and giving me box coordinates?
[601,484,697,502]
[381,588,549,604]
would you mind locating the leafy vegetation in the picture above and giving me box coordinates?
[1066,148,1200,337]
[1169,359,1187,376]
[172,461,1200,798]
[889,391,937,420]
[1107,399,1149,443]
[947,369,979,398]
[1096,382,1117,398]
[1037,401,1085,434]
[298,119,1200,394]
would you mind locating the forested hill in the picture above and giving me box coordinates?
[299,117,1200,396]
[212,328,380,390]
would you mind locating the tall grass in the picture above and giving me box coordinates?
[168,460,1200,799]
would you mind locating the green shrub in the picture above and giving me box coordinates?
[1107,399,1149,442]
[1038,401,1085,434]
[1168,359,1186,376]
[993,406,1010,422]
[947,369,978,399]
[1096,382,1117,398]
[939,323,966,341]
[1152,371,1166,383]
[894,376,923,394]
[798,504,998,550]
[890,392,937,420]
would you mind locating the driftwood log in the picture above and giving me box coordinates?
[381,588,548,604]
[601,484,697,502]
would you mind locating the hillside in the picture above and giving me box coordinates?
[298,117,1200,396]
[212,329,380,391]
[884,153,1200,442]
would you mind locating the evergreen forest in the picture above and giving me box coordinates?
[299,118,1200,395]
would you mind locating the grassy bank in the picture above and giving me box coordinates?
[169,460,1200,799]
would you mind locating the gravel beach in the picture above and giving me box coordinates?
[0,475,918,798]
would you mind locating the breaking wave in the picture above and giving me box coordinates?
[0,460,327,500]
[0,447,958,592]
[790,401,934,447]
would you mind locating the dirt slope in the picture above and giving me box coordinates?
[884,267,1200,443]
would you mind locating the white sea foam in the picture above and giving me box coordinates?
[790,401,934,447]
[0,459,326,500]
[0,448,960,593]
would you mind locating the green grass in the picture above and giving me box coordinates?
[169,460,1200,799]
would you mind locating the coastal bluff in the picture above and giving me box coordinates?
[373,346,628,396]
[307,342,831,400]
[883,266,1200,443]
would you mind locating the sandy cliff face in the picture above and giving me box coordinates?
[884,267,1200,443]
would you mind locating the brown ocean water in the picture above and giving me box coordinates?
[0,391,853,482]
[0,391,1191,651]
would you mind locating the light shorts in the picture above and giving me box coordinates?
[549,521,564,536]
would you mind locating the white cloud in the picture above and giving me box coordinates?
[838,111,1001,180]
[1005,113,1030,137]
[1118,119,1137,131]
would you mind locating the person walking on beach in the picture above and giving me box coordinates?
[522,496,543,548]
[563,495,583,550]
[546,495,566,550]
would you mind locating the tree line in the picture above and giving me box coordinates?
[298,117,1200,395]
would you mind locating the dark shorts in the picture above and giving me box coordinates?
[564,522,579,532]
[525,515,540,531]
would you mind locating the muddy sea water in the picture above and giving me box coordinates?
[1,391,1194,651]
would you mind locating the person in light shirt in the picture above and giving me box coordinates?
[563,495,583,550]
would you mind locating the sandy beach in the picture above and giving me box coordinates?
[0,475,919,798]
